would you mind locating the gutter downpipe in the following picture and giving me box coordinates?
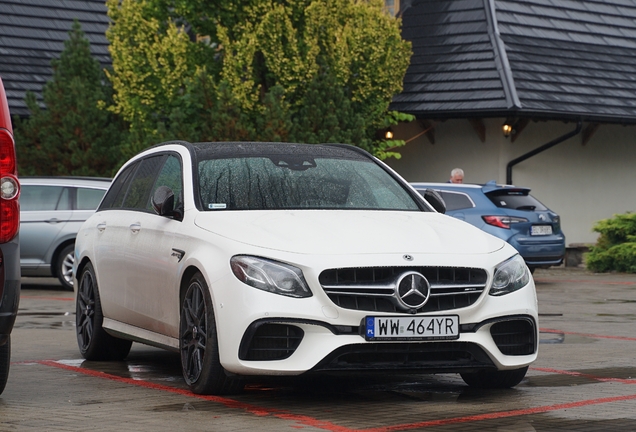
[506,120,582,185]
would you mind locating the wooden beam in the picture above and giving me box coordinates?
[510,118,529,143]
[582,123,599,146]
[468,118,486,142]
[416,120,436,145]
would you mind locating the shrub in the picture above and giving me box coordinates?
[586,213,636,273]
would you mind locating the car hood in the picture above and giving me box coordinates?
[194,210,506,255]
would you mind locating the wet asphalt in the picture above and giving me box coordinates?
[2,268,636,431]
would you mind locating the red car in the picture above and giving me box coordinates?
[0,76,21,395]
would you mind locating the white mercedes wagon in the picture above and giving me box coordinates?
[74,141,538,395]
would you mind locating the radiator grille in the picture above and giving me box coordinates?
[319,266,488,313]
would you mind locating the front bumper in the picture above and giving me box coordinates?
[211,271,539,376]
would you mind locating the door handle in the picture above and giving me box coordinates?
[46,218,60,224]
[129,223,141,233]
[97,222,106,232]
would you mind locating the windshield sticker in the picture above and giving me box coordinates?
[209,203,227,209]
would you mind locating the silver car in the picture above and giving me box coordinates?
[19,177,110,290]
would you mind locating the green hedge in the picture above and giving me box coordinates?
[586,213,636,273]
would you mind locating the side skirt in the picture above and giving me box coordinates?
[102,318,179,352]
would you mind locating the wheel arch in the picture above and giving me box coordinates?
[179,265,205,305]
[50,239,75,278]
[75,254,92,285]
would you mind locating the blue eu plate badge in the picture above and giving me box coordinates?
[366,317,375,338]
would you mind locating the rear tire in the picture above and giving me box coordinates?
[56,244,75,291]
[76,262,132,361]
[0,337,10,395]
[460,366,528,389]
[180,272,243,395]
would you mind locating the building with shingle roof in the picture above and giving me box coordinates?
[392,0,636,124]
[0,0,109,117]
[387,0,636,249]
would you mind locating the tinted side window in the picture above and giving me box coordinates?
[76,188,107,210]
[20,185,69,211]
[122,156,165,210]
[99,163,138,210]
[438,191,474,211]
[148,155,183,211]
[486,191,547,211]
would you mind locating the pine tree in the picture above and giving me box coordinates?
[14,20,126,176]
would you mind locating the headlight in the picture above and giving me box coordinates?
[489,255,530,296]
[230,255,312,298]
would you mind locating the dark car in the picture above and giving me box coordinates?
[411,181,566,272]
[0,76,20,395]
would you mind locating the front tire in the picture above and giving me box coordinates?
[56,244,75,291]
[76,262,132,361]
[180,272,243,395]
[460,366,528,389]
[0,337,10,395]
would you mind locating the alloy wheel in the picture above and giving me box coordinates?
[61,251,74,287]
[76,269,96,352]
[181,282,208,384]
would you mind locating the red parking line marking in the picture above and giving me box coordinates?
[540,327,636,342]
[534,278,636,286]
[20,295,73,301]
[358,393,636,432]
[35,359,636,432]
[531,367,636,385]
[37,360,355,432]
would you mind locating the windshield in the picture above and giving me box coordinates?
[197,155,420,211]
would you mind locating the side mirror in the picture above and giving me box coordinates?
[152,186,175,217]
[423,188,446,214]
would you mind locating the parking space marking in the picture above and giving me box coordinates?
[532,367,636,385]
[32,359,636,432]
[534,278,636,286]
[20,295,74,301]
[358,394,636,432]
[37,360,354,432]
[540,327,636,342]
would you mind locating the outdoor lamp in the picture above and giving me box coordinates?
[502,122,513,137]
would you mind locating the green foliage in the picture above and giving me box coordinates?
[105,0,195,158]
[106,0,414,159]
[14,20,125,176]
[586,213,636,273]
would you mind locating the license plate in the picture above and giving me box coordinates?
[364,316,459,341]
[531,225,552,236]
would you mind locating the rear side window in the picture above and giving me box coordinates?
[20,185,69,211]
[99,163,138,210]
[77,187,107,210]
[486,191,547,211]
[438,191,474,211]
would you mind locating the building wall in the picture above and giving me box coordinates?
[386,118,636,246]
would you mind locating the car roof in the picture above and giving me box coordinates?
[151,140,372,161]
[20,176,112,189]
[411,181,531,194]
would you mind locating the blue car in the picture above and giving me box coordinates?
[411,181,565,272]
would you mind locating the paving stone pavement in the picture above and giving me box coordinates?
[1,268,636,431]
